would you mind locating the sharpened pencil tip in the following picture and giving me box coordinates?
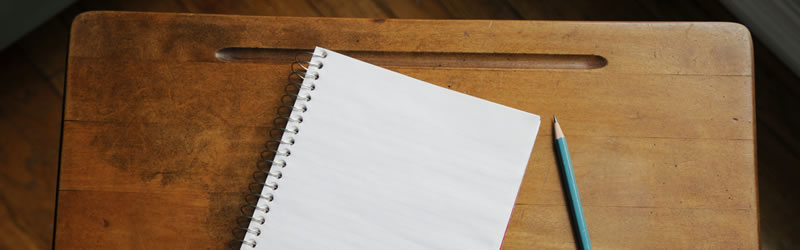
[553,115,564,139]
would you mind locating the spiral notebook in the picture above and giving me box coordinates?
[237,47,541,249]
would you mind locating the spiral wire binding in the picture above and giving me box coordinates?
[229,50,327,249]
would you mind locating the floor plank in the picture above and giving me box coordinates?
[310,0,392,18]
[373,0,451,19]
[17,18,69,97]
[0,46,61,250]
[437,0,520,19]
[181,0,321,16]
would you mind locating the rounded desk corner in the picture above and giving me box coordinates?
[718,21,754,51]
[71,11,106,27]
[71,11,136,35]
[720,21,753,38]
[706,21,754,77]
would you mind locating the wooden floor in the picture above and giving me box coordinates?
[0,0,797,249]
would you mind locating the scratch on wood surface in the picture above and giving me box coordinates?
[684,23,694,39]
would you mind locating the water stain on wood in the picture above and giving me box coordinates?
[89,123,213,186]
[207,191,244,245]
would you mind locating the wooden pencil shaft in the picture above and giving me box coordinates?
[554,118,591,250]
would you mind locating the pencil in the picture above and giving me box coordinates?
[554,115,592,250]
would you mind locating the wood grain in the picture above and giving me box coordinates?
[0,47,61,250]
[56,12,757,249]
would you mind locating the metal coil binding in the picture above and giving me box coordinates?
[229,50,327,249]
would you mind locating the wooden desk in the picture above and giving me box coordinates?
[57,11,757,249]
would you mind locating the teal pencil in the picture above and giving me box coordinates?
[554,115,592,250]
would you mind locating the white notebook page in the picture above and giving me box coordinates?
[243,47,541,250]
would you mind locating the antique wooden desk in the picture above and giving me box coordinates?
[56,11,757,249]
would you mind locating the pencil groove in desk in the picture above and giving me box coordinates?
[216,47,608,70]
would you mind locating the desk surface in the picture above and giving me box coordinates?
[57,11,757,249]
